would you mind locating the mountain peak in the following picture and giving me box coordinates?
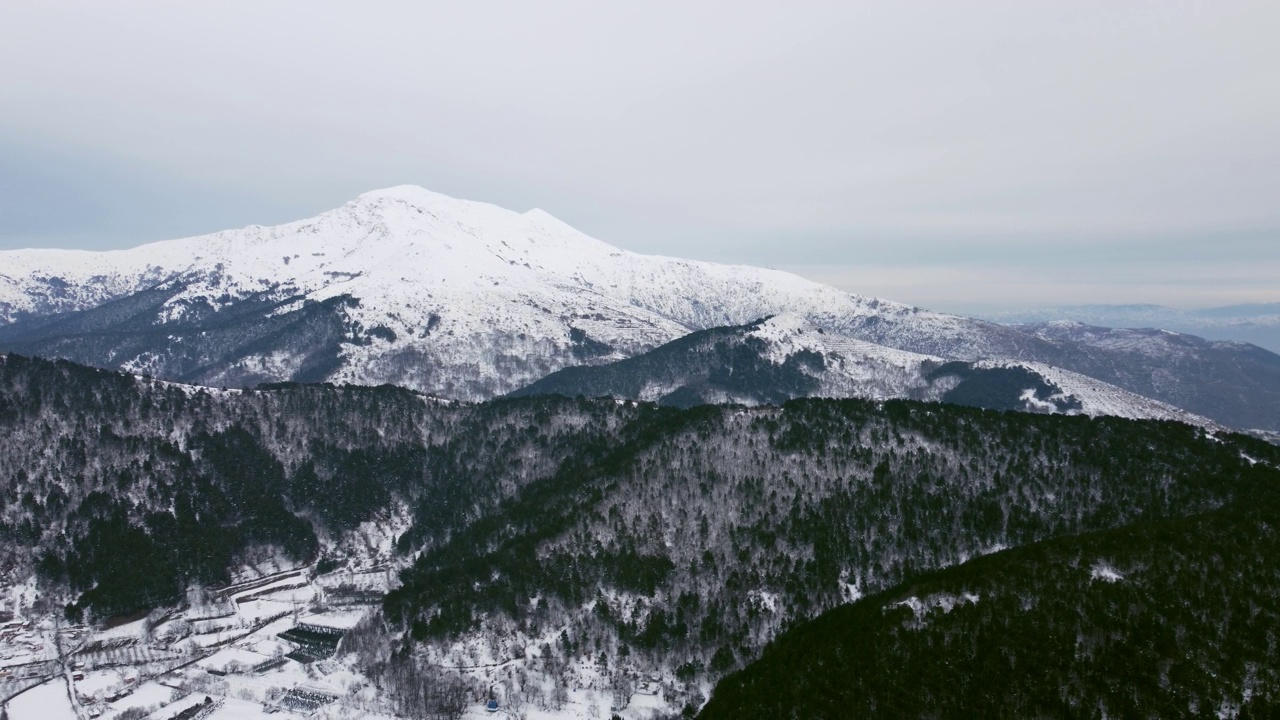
[354,184,460,204]
[348,185,526,226]
[351,187,586,236]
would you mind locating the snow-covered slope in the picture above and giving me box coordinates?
[512,313,949,406]
[513,314,1218,427]
[0,186,1042,399]
[746,313,944,400]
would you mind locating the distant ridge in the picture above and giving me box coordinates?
[510,314,1219,428]
[982,302,1280,353]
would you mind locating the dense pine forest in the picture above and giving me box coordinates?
[699,497,1280,718]
[1,352,1277,713]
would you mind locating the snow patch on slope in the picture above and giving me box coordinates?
[1090,562,1125,583]
[894,592,981,619]
[746,313,947,400]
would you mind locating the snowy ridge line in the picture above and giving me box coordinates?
[747,312,943,368]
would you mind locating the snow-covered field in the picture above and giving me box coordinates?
[6,677,77,720]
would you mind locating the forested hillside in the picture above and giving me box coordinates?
[383,395,1279,705]
[699,497,1280,719]
[0,354,657,620]
[2,352,1277,713]
[0,354,443,618]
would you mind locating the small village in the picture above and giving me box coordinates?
[0,556,391,720]
[0,538,680,720]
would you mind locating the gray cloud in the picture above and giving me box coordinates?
[1,1,1276,309]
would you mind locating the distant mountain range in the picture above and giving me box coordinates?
[982,303,1280,353]
[1,186,1277,431]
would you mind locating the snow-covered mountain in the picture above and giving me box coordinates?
[0,186,1275,430]
[0,186,1047,398]
[511,314,1217,427]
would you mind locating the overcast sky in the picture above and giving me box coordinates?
[2,1,1277,312]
